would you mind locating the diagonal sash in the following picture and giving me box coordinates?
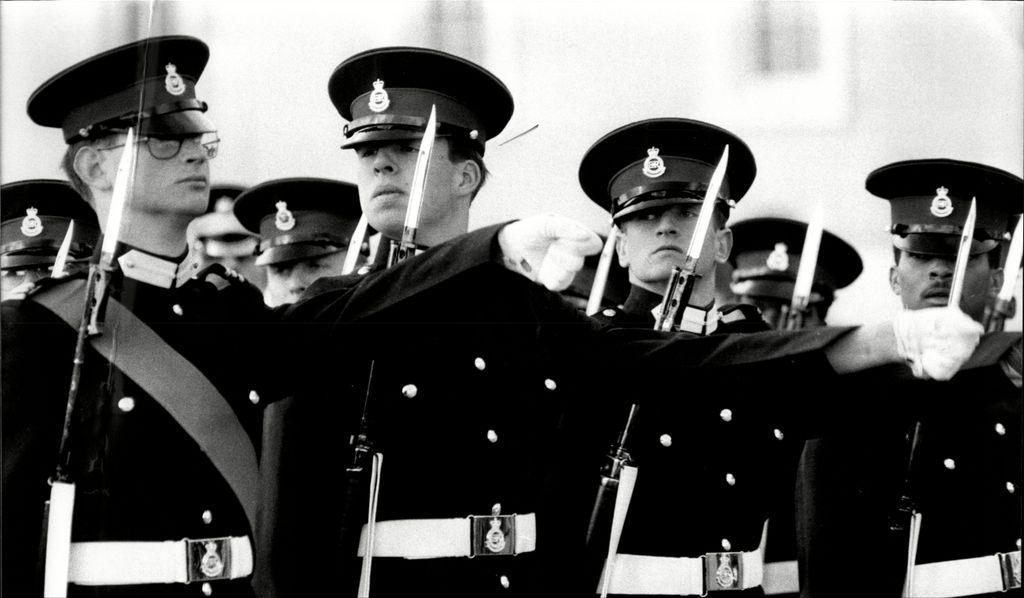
[30,279,258,534]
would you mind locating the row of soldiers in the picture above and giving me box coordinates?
[1,35,1020,598]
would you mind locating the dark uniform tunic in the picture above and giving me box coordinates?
[584,285,837,597]
[2,254,269,597]
[255,224,858,598]
[797,332,1022,598]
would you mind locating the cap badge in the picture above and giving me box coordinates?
[164,63,186,96]
[368,79,391,113]
[274,201,296,231]
[767,242,789,272]
[21,207,43,237]
[642,147,666,178]
[930,186,953,218]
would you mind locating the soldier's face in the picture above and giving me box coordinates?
[264,250,348,307]
[616,204,731,293]
[889,249,1000,321]
[101,133,211,224]
[353,138,461,240]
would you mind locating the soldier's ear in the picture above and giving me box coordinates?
[615,228,630,267]
[889,265,901,296]
[714,227,733,264]
[73,145,115,192]
[454,158,481,197]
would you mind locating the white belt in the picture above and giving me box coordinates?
[762,560,799,595]
[908,550,1021,597]
[602,549,764,595]
[356,513,536,559]
[68,536,252,585]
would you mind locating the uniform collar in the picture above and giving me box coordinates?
[625,284,720,335]
[117,248,195,289]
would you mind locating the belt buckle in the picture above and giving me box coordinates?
[185,537,231,583]
[469,513,516,557]
[704,551,743,593]
[998,550,1021,591]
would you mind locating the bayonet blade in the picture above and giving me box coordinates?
[791,202,824,309]
[997,215,1023,302]
[51,221,75,279]
[586,226,620,316]
[101,127,138,265]
[342,213,370,275]
[948,197,977,309]
[400,105,437,251]
[682,145,729,272]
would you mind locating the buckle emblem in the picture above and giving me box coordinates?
[930,186,953,218]
[705,552,743,591]
[470,504,516,556]
[200,541,225,578]
[186,537,231,582]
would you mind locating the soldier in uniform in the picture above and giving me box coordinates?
[2,36,269,597]
[727,217,863,596]
[1,179,100,300]
[797,159,1023,597]
[579,118,768,334]
[186,183,266,293]
[233,177,365,307]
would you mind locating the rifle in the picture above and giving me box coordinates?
[344,107,437,597]
[984,214,1022,332]
[588,145,731,595]
[891,201,976,596]
[42,127,138,597]
[781,204,823,331]
[655,145,730,331]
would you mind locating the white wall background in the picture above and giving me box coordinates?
[2,0,1021,328]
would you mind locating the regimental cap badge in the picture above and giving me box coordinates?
[274,201,296,231]
[368,79,391,113]
[164,63,186,96]
[930,186,953,218]
[642,147,666,178]
[20,207,43,237]
[766,242,789,272]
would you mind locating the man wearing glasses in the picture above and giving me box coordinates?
[3,36,268,597]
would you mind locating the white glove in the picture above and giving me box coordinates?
[893,307,983,380]
[498,214,603,291]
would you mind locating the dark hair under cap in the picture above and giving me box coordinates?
[27,35,215,143]
[1,179,100,270]
[579,118,756,224]
[328,46,514,156]
[233,177,365,267]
